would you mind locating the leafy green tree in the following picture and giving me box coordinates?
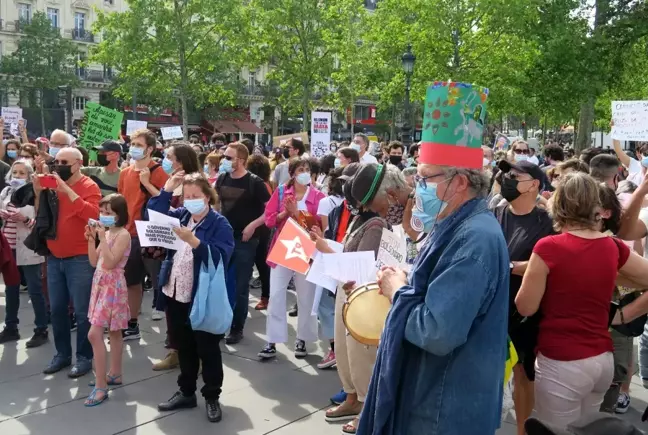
[92,0,250,138]
[248,0,366,132]
[0,12,80,135]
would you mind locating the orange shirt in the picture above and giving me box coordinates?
[118,160,169,236]
[47,176,101,258]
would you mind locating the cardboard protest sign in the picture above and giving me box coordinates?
[161,126,184,140]
[420,82,489,169]
[1,107,22,125]
[375,228,407,270]
[78,102,124,150]
[310,111,331,158]
[266,218,316,274]
[126,120,148,136]
[272,132,310,147]
[9,119,26,138]
[611,101,648,141]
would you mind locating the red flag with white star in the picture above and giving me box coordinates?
[267,218,316,274]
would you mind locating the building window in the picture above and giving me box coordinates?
[76,53,86,78]
[47,8,59,28]
[74,97,87,111]
[248,70,257,88]
[18,3,32,22]
[75,12,86,31]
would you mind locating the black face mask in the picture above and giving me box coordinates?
[282,148,291,159]
[97,154,110,167]
[54,164,73,181]
[389,155,402,166]
[500,177,522,202]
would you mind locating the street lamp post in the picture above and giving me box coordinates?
[401,44,416,146]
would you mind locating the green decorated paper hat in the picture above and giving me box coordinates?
[419,81,489,169]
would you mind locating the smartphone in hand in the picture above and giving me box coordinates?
[39,175,57,189]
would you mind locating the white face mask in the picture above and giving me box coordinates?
[350,144,362,153]
[514,154,528,163]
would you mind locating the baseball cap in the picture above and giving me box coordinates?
[498,159,549,191]
[94,140,123,154]
[525,413,642,435]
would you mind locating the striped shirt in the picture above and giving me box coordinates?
[2,203,18,249]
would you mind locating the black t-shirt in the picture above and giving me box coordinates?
[494,205,555,317]
[216,172,270,237]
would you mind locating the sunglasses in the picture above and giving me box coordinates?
[54,159,75,165]
[504,173,533,182]
[513,148,530,155]
[222,155,235,161]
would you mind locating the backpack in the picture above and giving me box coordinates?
[139,163,162,221]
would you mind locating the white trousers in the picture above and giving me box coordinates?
[266,265,318,344]
[534,351,614,428]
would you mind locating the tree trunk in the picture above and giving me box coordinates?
[40,88,46,136]
[175,0,189,140]
[575,98,594,152]
[302,85,310,133]
[390,104,396,140]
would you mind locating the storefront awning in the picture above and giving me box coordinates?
[232,121,264,134]
[209,120,239,133]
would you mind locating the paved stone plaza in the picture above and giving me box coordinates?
[0,286,647,434]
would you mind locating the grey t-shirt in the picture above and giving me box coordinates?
[272,160,290,186]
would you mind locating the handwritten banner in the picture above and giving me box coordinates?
[161,126,184,140]
[611,100,648,141]
[79,102,124,149]
[1,107,22,125]
[126,120,148,136]
[375,228,407,270]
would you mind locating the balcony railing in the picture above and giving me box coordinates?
[243,85,264,96]
[14,19,30,32]
[72,28,94,43]
[76,68,113,82]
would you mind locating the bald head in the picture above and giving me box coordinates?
[50,129,71,147]
[57,147,83,163]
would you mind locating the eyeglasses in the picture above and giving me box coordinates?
[54,159,74,165]
[414,172,445,190]
[513,148,530,155]
[49,142,67,147]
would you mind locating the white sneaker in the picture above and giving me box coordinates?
[151,310,164,321]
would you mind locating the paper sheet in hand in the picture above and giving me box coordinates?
[321,251,377,286]
[306,240,344,291]
[611,101,648,141]
[376,228,407,270]
[1,107,22,125]
[147,209,180,227]
[135,211,184,251]
[161,125,184,140]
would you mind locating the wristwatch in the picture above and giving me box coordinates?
[408,191,415,200]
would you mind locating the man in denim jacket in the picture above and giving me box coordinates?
[358,82,510,435]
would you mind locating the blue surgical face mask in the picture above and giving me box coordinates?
[296,172,311,186]
[514,154,528,163]
[641,156,648,168]
[219,159,233,174]
[162,157,174,174]
[9,178,26,189]
[99,214,116,227]
[350,144,361,153]
[334,158,341,168]
[491,160,497,167]
[49,147,61,158]
[203,164,210,173]
[411,183,448,233]
[130,146,145,161]
[184,198,206,215]
[7,150,17,159]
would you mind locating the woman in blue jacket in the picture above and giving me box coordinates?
[148,172,234,423]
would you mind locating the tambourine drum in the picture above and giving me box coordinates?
[342,282,391,346]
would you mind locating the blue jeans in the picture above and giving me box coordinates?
[639,319,648,380]
[317,287,336,341]
[230,237,259,332]
[48,255,95,360]
[4,250,48,331]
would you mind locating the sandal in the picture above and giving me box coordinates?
[325,403,362,422]
[88,374,122,387]
[342,417,359,434]
[84,388,109,407]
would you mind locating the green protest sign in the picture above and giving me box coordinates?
[78,102,124,150]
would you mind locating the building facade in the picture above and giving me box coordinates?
[0,0,128,134]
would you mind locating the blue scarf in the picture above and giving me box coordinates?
[357,197,487,435]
